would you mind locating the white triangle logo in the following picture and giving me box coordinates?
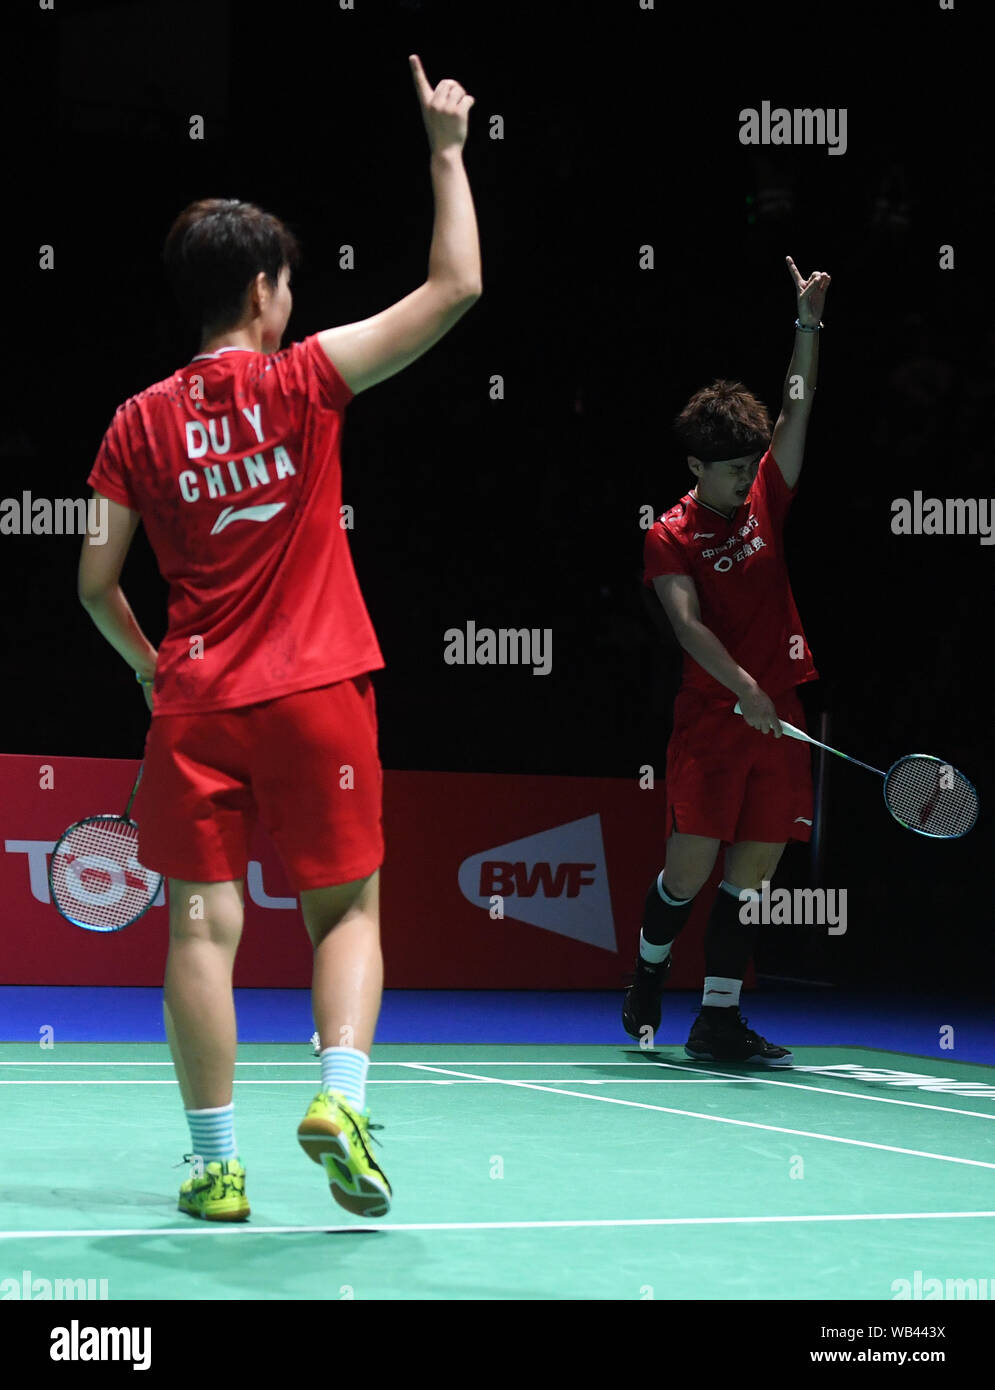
[457,814,616,952]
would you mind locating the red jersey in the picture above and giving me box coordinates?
[88,336,384,715]
[643,448,817,701]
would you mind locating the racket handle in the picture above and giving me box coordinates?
[732,700,810,744]
[733,702,888,778]
[123,764,145,820]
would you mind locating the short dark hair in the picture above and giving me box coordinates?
[674,379,771,463]
[163,198,301,333]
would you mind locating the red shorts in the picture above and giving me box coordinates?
[664,686,814,845]
[133,675,383,891]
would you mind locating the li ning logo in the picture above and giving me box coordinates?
[740,102,847,156]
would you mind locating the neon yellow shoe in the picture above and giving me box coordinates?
[297,1091,392,1218]
[176,1156,250,1222]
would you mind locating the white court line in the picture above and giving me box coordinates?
[404,1064,995,1171]
[0,1079,755,1086]
[0,1061,781,1070]
[1,1067,995,1123]
[635,1058,995,1122]
[2,1061,994,1119]
[390,1059,995,1123]
[2,1211,994,1241]
[0,1061,794,1073]
[0,1061,755,1073]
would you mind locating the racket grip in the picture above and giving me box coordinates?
[732,700,807,742]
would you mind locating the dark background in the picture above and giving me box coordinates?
[2,0,990,990]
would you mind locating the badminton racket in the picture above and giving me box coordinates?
[733,703,979,839]
[48,764,163,931]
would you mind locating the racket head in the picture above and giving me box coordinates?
[48,814,163,932]
[883,755,979,839]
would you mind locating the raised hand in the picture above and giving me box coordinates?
[786,256,831,326]
[409,54,475,155]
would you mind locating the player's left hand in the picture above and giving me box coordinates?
[786,256,831,326]
[409,54,475,155]
[137,666,156,713]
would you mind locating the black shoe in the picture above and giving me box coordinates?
[622,954,673,1042]
[685,1007,793,1067]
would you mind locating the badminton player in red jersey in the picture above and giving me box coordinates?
[76,57,480,1220]
[623,257,831,1067]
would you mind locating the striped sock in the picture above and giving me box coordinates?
[320,1046,369,1111]
[185,1104,237,1164]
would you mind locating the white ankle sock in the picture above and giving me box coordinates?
[639,931,672,964]
[702,976,741,1008]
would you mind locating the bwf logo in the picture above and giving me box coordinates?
[739,102,847,156]
[480,862,597,899]
[457,814,616,950]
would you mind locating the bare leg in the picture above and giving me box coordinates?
[660,832,722,901]
[163,997,194,1110]
[163,879,244,1110]
[723,841,786,891]
[301,871,382,1056]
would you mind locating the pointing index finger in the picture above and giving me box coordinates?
[409,53,434,104]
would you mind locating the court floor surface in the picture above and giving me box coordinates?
[2,1035,993,1300]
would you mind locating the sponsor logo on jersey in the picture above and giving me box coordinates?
[210,502,287,535]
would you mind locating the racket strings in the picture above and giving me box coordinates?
[884,758,979,838]
[49,816,159,930]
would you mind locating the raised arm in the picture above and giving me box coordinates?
[770,256,831,489]
[317,54,482,395]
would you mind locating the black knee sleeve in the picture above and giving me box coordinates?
[641,874,697,946]
[704,883,759,979]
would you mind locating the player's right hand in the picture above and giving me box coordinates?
[409,54,475,154]
[739,685,782,737]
